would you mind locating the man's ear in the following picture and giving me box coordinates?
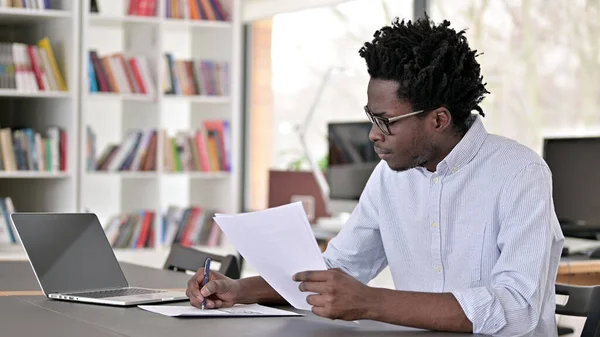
[430,107,452,132]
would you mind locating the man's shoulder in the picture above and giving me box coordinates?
[481,133,549,171]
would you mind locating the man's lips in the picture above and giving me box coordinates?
[374,146,392,155]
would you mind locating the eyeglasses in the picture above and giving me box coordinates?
[364,105,424,136]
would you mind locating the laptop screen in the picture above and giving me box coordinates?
[11,213,128,294]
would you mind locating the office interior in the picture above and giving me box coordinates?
[0,0,599,336]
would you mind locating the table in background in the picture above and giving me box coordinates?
[0,261,476,337]
[557,258,600,286]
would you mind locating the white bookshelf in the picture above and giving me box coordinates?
[0,7,71,22]
[0,0,79,224]
[79,0,242,258]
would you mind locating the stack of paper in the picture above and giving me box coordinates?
[213,202,327,311]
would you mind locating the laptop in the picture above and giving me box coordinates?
[10,212,189,306]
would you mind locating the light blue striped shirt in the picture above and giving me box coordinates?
[322,115,565,336]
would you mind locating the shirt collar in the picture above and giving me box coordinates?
[436,114,488,174]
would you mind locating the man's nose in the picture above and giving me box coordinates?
[369,124,384,143]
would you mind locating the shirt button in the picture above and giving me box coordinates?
[432,222,439,229]
[433,177,439,183]
[452,167,458,173]
[435,265,441,273]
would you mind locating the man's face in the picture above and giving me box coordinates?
[366,78,435,172]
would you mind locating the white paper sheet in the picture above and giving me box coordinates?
[213,202,328,311]
[138,304,302,317]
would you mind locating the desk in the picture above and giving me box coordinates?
[558,259,600,286]
[0,261,476,337]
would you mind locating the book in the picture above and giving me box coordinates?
[162,54,229,97]
[88,51,155,96]
[0,39,65,92]
[0,197,17,244]
[89,128,157,172]
[0,127,66,172]
[164,0,229,21]
[161,122,230,173]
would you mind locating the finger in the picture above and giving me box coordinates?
[213,299,223,308]
[306,294,326,307]
[200,279,224,297]
[298,281,328,294]
[187,276,202,300]
[189,294,204,308]
[208,270,225,281]
[205,299,217,309]
[293,270,331,282]
[312,306,331,319]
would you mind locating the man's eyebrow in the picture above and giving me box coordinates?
[366,106,387,117]
[371,110,387,117]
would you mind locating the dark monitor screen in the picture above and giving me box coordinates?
[543,137,600,226]
[327,122,378,200]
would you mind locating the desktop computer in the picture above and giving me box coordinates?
[543,136,600,241]
[321,121,378,228]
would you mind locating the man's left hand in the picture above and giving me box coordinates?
[293,269,378,321]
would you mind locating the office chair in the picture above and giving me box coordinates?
[163,244,241,279]
[556,283,600,337]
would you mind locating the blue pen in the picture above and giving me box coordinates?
[201,257,211,310]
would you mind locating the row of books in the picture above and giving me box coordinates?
[87,120,230,173]
[0,38,67,92]
[102,205,223,248]
[0,197,16,244]
[103,210,156,248]
[127,0,157,17]
[88,51,155,95]
[0,0,51,9]
[165,0,229,21]
[163,54,229,97]
[0,127,66,172]
[88,128,158,172]
[162,205,221,247]
[164,120,230,172]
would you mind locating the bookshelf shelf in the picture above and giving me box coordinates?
[163,171,230,179]
[0,172,70,179]
[162,18,232,30]
[0,8,71,23]
[87,92,155,102]
[162,94,230,104]
[0,90,71,99]
[88,13,161,26]
[86,171,159,179]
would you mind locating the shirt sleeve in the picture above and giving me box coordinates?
[451,163,563,336]
[322,162,388,284]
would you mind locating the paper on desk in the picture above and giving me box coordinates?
[213,202,328,311]
[138,304,302,317]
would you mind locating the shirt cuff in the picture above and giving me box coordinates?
[451,287,507,335]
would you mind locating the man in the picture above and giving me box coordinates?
[186,15,564,337]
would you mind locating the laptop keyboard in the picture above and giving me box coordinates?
[64,288,166,299]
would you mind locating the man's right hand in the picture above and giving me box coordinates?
[186,268,240,309]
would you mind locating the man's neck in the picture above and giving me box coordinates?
[423,133,464,172]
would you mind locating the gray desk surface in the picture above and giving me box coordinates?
[0,260,190,291]
[0,261,475,337]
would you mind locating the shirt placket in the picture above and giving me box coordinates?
[429,171,444,292]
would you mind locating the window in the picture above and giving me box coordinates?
[430,0,600,154]
[245,0,414,211]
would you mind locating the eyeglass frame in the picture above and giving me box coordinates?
[364,105,424,136]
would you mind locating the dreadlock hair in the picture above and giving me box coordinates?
[359,14,490,135]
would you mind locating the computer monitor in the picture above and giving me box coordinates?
[327,121,378,214]
[543,137,600,238]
